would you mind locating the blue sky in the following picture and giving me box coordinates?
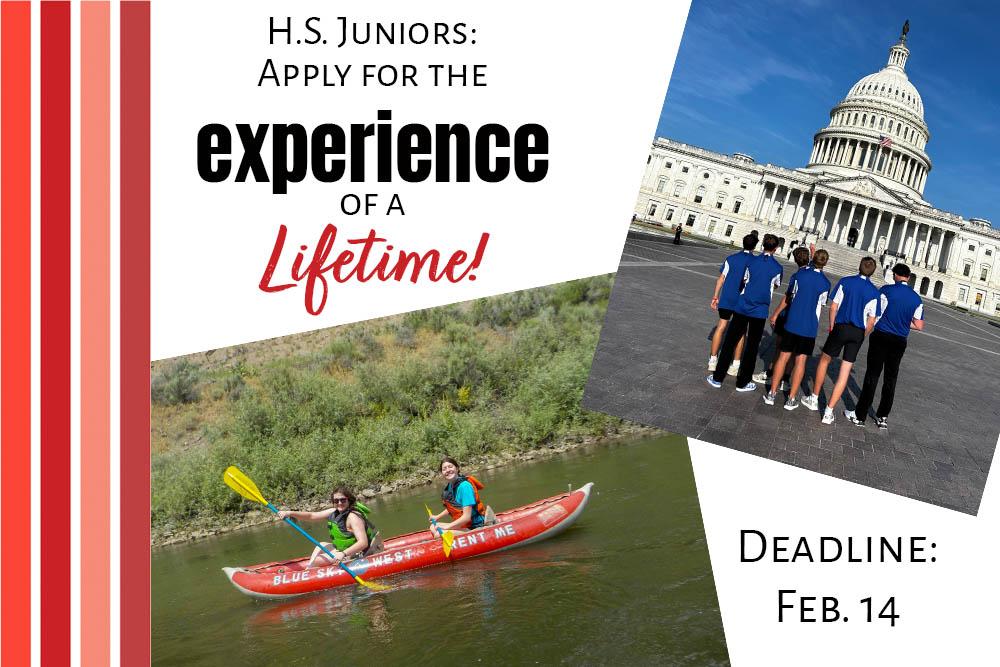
[656,0,1000,227]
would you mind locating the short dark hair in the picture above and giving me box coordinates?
[762,234,780,251]
[330,486,358,508]
[859,257,877,277]
[792,247,810,267]
[812,249,829,269]
[892,263,911,278]
[742,234,759,251]
[440,456,461,472]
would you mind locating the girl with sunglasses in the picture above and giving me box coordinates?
[277,486,379,567]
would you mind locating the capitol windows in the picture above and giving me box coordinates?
[888,120,893,132]
[981,266,990,281]
[702,172,710,180]
[969,244,976,251]
[694,186,706,203]
[987,249,993,256]
[740,181,748,189]
[958,286,968,303]
[733,198,743,214]
[715,193,727,209]
[656,179,666,193]
[879,117,885,130]
[723,177,731,185]
[681,165,690,174]
[647,155,652,164]
[665,208,674,222]
[964,262,972,277]
[673,182,685,196]
[647,201,659,217]
[665,161,673,169]
[724,224,734,237]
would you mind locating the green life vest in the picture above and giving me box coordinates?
[327,502,377,552]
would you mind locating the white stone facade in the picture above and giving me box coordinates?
[634,29,1000,316]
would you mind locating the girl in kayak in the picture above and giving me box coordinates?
[428,457,488,537]
[277,486,379,567]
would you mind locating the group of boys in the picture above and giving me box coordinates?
[706,233,925,428]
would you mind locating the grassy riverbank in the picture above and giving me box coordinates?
[152,275,634,545]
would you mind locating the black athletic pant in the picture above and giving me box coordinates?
[712,312,765,388]
[854,329,908,420]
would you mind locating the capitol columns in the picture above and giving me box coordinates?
[778,185,792,226]
[814,194,831,234]
[803,192,818,231]
[839,201,858,244]
[830,198,845,240]
[886,214,902,254]
[856,204,871,247]
[752,181,770,221]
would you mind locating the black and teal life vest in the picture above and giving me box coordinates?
[327,503,377,552]
[441,475,486,528]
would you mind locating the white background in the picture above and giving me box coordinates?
[149,1,997,664]
[691,438,999,665]
[151,0,687,360]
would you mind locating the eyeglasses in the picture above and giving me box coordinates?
[332,497,349,505]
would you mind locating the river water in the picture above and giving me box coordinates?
[151,435,729,665]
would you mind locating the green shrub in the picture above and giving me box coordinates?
[151,360,202,406]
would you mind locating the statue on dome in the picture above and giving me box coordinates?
[901,20,909,42]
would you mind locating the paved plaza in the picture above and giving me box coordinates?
[584,230,999,514]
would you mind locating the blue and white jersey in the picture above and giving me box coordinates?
[783,267,831,338]
[717,250,755,310]
[875,282,924,338]
[736,254,783,319]
[831,274,881,330]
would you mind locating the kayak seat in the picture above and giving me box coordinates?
[484,505,497,526]
[363,532,385,557]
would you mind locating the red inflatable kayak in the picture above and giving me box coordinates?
[223,483,593,599]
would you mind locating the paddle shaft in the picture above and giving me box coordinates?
[428,513,447,537]
[264,502,365,581]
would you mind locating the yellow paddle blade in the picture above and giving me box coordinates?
[354,575,393,592]
[424,504,453,556]
[223,466,267,505]
[441,530,455,557]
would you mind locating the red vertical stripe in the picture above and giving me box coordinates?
[121,2,151,665]
[41,1,71,664]
[0,3,32,665]
[81,3,111,666]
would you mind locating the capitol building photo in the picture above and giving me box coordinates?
[635,24,1000,315]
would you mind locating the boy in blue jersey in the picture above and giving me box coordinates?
[752,246,811,389]
[763,249,831,409]
[800,257,881,424]
[848,263,925,429]
[708,234,783,391]
[708,234,759,373]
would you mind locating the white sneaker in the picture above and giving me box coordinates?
[708,355,718,372]
[801,394,819,411]
[822,408,835,425]
[727,361,741,377]
[784,397,800,410]
[735,382,757,393]
[762,391,777,406]
[752,371,769,383]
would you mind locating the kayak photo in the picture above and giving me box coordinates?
[151,278,729,665]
